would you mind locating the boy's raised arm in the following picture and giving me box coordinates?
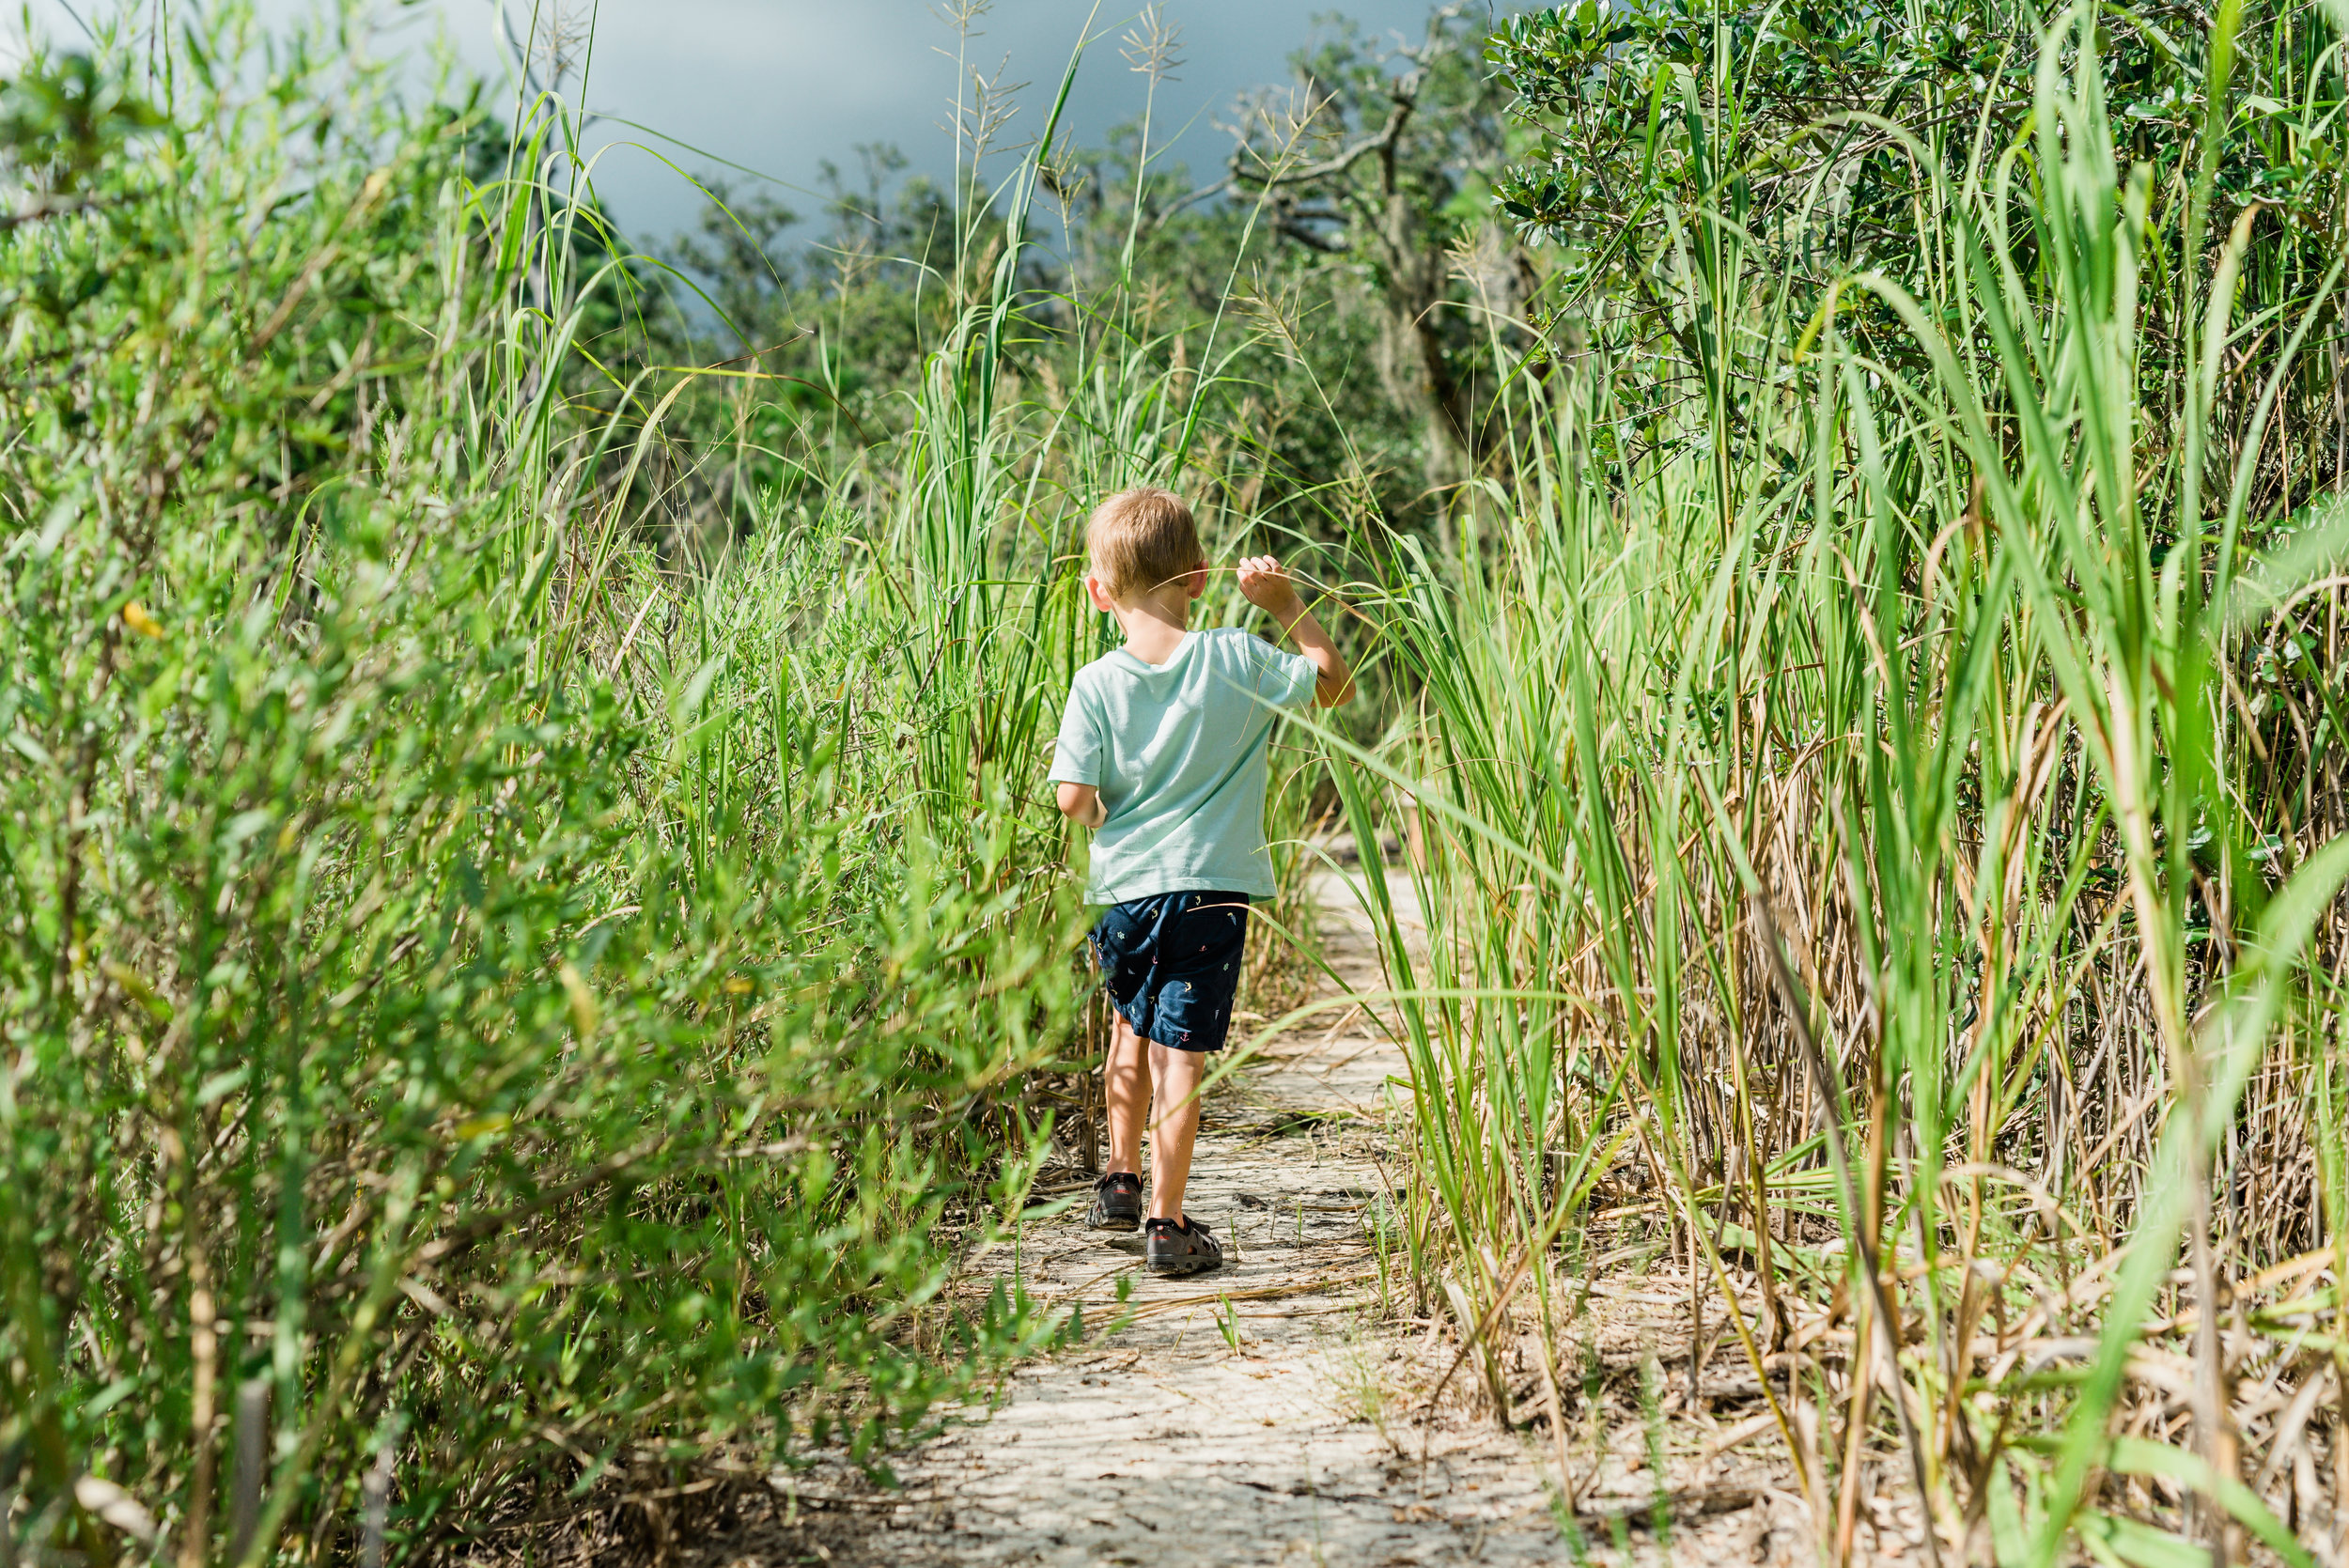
[1236,555,1353,707]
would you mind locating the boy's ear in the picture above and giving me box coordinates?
[1083,572,1119,613]
[1184,559,1209,598]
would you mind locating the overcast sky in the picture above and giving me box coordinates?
[10,1,1520,244]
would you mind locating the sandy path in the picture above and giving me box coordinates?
[804,874,1581,1566]
[661,876,1894,1567]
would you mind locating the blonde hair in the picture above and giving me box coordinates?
[1085,487,1202,600]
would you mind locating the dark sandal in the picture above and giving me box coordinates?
[1143,1215,1222,1275]
[1088,1172,1143,1232]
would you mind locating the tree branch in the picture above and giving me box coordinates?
[1230,80,1422,193]
[1275,220,1351,255]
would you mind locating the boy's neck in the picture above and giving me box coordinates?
[1113,586,1193,667]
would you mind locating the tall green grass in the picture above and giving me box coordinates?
[1329,2,2349,1560]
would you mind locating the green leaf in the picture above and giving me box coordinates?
[2076,1509,2211,1568]
[2106,1438,2316,1568]
[195,1068,249,1107]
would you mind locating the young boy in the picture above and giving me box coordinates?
[1049,487,1352,1276]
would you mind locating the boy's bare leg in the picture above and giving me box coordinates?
[1102,1014,1150,1176]
[1144,1043,1208,1223]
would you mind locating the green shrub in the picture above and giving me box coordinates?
[0,13,1082,1564]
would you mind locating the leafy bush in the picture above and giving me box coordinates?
[1,13,1082,1564]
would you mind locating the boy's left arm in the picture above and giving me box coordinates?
[1237,555,1353,707]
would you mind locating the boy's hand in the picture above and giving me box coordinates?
[1239,553,1354,709]
[1236,555,1306,624]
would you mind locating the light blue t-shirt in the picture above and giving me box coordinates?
[1048,627,1319,906]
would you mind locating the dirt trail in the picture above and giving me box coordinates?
[793,874,1571,1566]
[677,875,1883,1567]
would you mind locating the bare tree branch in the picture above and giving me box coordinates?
[1230,82,1421,193]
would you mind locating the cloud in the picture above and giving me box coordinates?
[8,0,1504,242]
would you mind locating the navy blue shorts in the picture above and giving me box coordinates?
[1089,892,1252,1052]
